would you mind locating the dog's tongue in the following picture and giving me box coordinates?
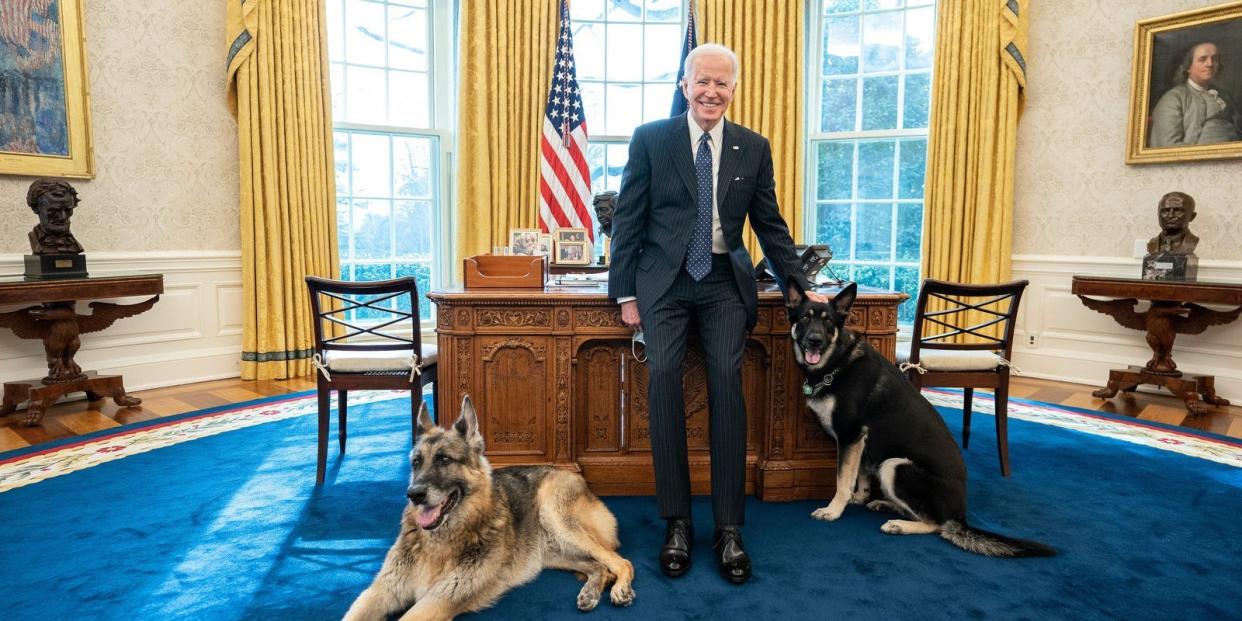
[805,351,822,364]
[416,504,443,528]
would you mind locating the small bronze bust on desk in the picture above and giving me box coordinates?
[23,178,89,279]
[593,190,618,265]
[1142,191,1198,281]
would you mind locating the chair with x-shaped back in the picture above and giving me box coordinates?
[305,276,437,484]
[897,278,1028,477]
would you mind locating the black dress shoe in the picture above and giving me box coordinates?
[659,518,693,577]
[713,526,751,584]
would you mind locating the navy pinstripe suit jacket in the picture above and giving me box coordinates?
[607,114,810,329]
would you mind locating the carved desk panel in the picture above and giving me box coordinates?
[429,283,906,500]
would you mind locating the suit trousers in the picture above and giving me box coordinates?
[639,253,749,527]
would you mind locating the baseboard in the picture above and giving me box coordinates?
[1011,254,1242,401]
[0,251,245,391]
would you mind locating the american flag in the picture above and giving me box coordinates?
[538,0,594,241]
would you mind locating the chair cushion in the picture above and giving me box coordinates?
[323,344,437,373]
[895,342,1002,371]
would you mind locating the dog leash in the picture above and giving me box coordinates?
[802,369,837,396]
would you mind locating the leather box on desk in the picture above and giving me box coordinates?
[463,254,547,289]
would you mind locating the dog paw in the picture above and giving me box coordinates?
[866,500,895,513]
[609,584,635,607]
[811,504,844,521]
[577,588,601,612]
[880,520,905,535]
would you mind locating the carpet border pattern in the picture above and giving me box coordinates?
[924,389,1242,468]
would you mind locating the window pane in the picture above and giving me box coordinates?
[861,75,898,130]
[825,0,859,13]
[816,141,854,200]
[608,0,643,21]
[580,82,606,133]
[345,65,386,124]
[334,132,350,194]
[902,72,930,129]
[852,264,891,290]
[605,83,642,135]
[857,140,894,198]
[896,203,922,261]
[862,11,901,72]
[855,204,892,261]
[393,136,431,198]
[388,6,427,71]
[351,133,391,197]
[863,0,902,9]
[574,23,606,81]
[606,24,643,81]
[823,16,860,76]
[588,143,607,191]
[644,24,680,80]
[898,138,926,199]
[330,64,345,120]
[571,0,605,21]
[353,200,393,259]
[606,143,629,190]
[816,203,852,259]
[395,262,433,320]
[821,78,857,133]
[337,198,352,259]
[388,70,430,127]
[905,6,935,70]
[345,0,386,66]
[327,0,345,62]
[893,266,920,323]
[396,200,432,256]
[643,83,673,122]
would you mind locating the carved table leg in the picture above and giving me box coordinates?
[112,388,142,407]
[1092,376,1122,399]
[23,398,48,426]
[1196,376,1231,408]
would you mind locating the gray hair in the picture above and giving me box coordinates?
[683,43,740,84]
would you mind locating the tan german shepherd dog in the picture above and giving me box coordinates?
[342,396,635,621]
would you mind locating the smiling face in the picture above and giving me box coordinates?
[1187,43,1220,88]
[681,51,736,131]
[405,399,489,531]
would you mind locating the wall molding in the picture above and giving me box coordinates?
[1012,254,1242,402]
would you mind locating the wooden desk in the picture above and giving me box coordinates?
[1072,275,1242,415]
[429,283,906,500]
[0,273,163,425]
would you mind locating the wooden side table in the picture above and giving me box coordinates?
[1071,275,1242,415]
[0,273,163,425]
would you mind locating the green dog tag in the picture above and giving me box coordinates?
[802,383,813,396]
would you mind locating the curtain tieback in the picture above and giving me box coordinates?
[312,353,331,381]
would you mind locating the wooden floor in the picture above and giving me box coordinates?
[2,375,1240,453]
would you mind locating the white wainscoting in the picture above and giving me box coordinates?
[0,252,244,392]
[1011,255,1242,402]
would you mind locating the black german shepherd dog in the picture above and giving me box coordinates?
[786,281,1053,558]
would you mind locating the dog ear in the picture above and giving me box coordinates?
[831,281,857,321]
[414,400,436,439]
[455,394,485,451]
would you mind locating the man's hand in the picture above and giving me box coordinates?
[806,291,830,304]
[620,300,642,331]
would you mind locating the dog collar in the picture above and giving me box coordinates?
[802,370,836,396]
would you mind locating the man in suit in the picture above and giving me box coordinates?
[608,43,826,585]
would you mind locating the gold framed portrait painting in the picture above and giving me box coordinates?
[0,0,94,178]
[1126,1,1242,164]
[554,240,591,266]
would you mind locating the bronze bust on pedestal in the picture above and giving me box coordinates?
[1142,191,1198,281]
[23,178,89,279]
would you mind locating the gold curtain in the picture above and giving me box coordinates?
[701,0,806,255]
[921,0,1027,285]
[227,0,339,380]
[455,0,559,263]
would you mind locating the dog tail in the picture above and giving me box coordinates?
[939,520,1055,558]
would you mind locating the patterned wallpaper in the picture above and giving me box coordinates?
[0,2,239,253]
[1015,0,1242,260]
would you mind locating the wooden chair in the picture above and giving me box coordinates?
[897,279,1028,477]
[305,276,437,484]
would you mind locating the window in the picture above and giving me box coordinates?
[570,0,685,250]
[326,0,453,321]
[808,0,936,324]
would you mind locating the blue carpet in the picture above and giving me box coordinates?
[1,393,1240,621]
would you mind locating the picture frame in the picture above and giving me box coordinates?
[554,239,591,265]
[508,228,541,256]
[537,233,552,256]
[0,0,95,178]
[555,227,589,244]
[1126,1,1242,164]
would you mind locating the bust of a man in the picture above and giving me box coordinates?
[593,190,618,238]
[27,178,84,255]
[1146,191,1198,255]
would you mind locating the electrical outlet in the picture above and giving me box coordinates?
[1027,334,1037,347]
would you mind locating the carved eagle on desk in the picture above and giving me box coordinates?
[1077,296,1242,374]
[0,297,159,383]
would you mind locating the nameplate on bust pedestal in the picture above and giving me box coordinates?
[1141,252,1197,281]
[24,254,89,280]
